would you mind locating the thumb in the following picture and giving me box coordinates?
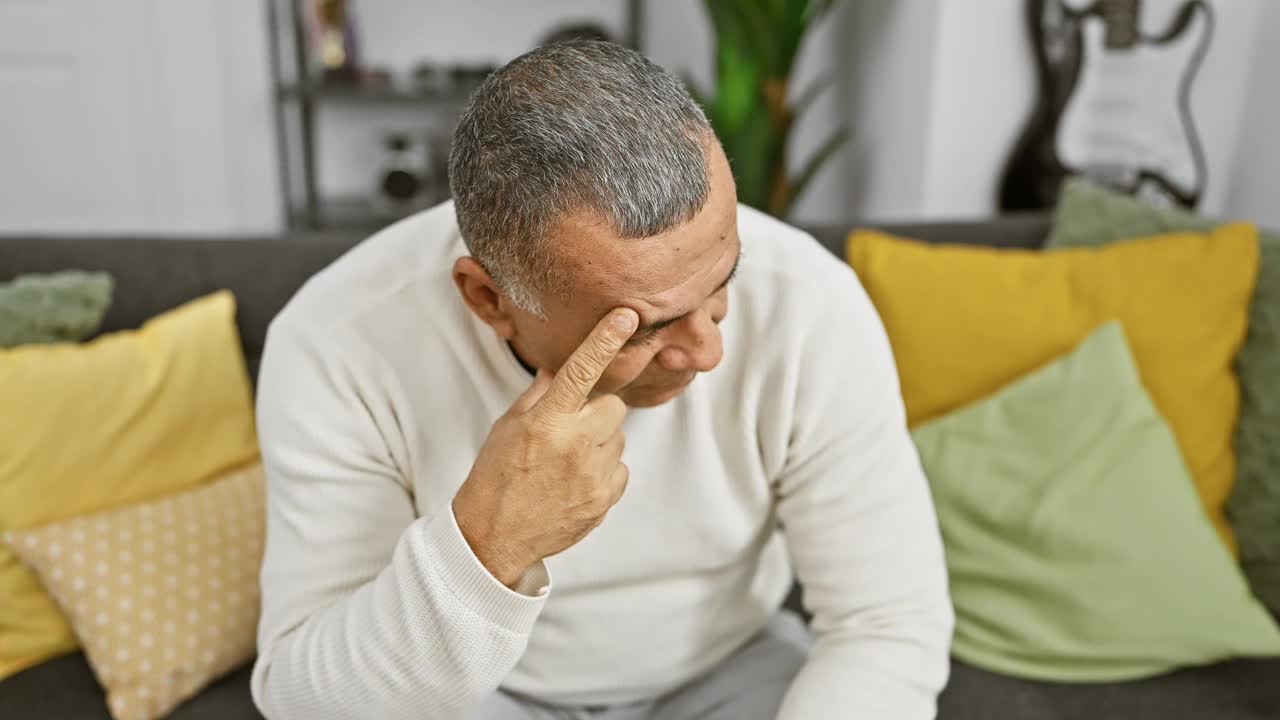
[509,367,554,415]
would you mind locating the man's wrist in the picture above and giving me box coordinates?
[453,502,532,588]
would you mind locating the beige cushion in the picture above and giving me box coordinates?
[5,463,265,720]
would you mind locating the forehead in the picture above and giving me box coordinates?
[555,200,739,320]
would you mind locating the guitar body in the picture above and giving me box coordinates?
[1000,0,1213,211]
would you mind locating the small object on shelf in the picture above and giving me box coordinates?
[308,0,362,85]
[269,0,646,229]
[361,67,394,89]
[411,62,452,95]
[421,130,452,201]
[448,63,497,94]
[376,133,422,213]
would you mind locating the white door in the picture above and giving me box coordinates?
[0,0,281,235]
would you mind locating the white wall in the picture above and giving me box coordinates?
[1223,1,1280,229]
[919,0,1035,219]
[0,0,279,235]
[837,0,943,222]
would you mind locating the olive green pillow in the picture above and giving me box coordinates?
[913,322,1280,681]
[1048,178,1280,617]
[0,271,114,347]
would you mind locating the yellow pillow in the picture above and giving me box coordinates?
[0,291,258,679]
[847,224,1258,552]
[5,463,265,720]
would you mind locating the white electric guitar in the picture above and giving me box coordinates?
[1001,0,1213,210]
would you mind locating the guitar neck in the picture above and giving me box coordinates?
[1101,0,1142,49]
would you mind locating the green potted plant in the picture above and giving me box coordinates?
[692,0,849,218]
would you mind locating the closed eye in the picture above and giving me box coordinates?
[626,329,662,347]
[625,248,740,346]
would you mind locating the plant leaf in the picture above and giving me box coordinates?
[781,126,850,216]
[704,1,757,61]
[790,73,834,120]
[702,0,843,218]
[703,0,763,131]
[724,110,777,210]
[776,0,809,75]
[733,1,780,77]
[780,0,838,78]
[719,40,761,131]
[807,0,837,23]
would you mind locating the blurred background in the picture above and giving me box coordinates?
[3,5,1280,719]
[0,0,1276,235]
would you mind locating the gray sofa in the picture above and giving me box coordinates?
[2,215,1277,719]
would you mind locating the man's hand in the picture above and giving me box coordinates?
[453,308,639,588]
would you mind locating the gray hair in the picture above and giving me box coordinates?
[449,40,713,315]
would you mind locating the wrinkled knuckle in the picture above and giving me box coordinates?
[522,416,553,442]
[588,337,622,366]
[563,360,598,391]
[515,438,540,469]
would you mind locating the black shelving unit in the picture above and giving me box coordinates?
[266,0,644,232]
[276,82,476,105]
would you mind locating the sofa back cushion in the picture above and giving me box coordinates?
[0,236,355,383]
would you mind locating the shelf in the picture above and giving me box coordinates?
[269,0,646,230]
[278,81,478,106]
[290,192,450,232]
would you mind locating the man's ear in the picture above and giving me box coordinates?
[452,256,518,340]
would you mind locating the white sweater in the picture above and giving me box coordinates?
[250,202,953,720]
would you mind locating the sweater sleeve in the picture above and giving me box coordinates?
[774,271,954,719]
[250,321,548,720]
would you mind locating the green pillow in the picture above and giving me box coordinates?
[913,321,1280,682]
[1048,177,1280,617]
[0,271,114,347]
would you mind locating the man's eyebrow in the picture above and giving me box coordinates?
[714,249,742,293]
[632,248,741,336]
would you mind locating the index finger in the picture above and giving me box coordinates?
[536,308,638,415]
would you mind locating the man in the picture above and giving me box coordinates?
[251,40,952,720]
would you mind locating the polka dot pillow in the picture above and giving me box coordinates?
[4,462,264,720]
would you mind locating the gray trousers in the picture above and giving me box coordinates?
[470,612,812,720]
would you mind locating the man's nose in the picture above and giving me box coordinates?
[656,312,723,373]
